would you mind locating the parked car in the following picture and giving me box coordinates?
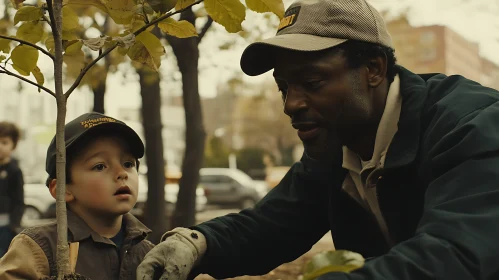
[199,168,268,209]
[131,175,207,219]
[22,183,55,224]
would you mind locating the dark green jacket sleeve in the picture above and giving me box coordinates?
[319,84,499,280]
[192,154,344,278]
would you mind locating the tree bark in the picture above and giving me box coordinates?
[137,67,168,243]
[91,79,106,113]
[167,8,207,228]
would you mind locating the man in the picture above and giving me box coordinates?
[137,0,499,279]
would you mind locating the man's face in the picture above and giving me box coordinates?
[66,136,139,218]
[0,136,15,162]
[273,48,373,160]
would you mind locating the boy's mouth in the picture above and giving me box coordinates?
[114,186,132,196]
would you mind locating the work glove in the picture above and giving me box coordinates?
[137,227,207,280]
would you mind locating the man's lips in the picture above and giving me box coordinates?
[292,122,322,141]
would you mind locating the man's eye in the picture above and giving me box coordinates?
[304,80,322,90]
[124,161,135,168]
[92,164,106,171]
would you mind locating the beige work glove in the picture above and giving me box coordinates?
[137,227,207,280]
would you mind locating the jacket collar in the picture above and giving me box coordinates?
[383,66,432,169]
[67,210,151,245]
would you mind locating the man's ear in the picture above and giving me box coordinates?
[48,179,75,202]
[366,55,387,88]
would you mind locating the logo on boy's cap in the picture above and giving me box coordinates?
[80,117,117,129]
[277,6,301,32]
[0,170,7,179]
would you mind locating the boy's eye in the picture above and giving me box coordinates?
[124,161,135,168]
[92,164,106,171]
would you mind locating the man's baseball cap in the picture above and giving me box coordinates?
[45,112,144,177]
[240,0,393,76]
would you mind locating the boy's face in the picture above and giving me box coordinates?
[66,136,139,217]
[0,136,15,161]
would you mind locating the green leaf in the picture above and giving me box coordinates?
[175,0,195,11]
[105,0,136,24]
[62,6,80,31]
[127,31,164,70]
[45,36,55,54]
[32,66,44,92]
[14,6,42,25]
[0,38,11,53]
[158,18,197,38]
[11,45,39,75]
[204,0,245,33]
[246,0,284,19]
[148,0,177,14]
[16,21,44,44]
[302,250,365,280]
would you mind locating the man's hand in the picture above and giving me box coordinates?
[137,228,207,280]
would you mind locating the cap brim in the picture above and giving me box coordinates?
[66,122,145,159]
[240,34,348,76]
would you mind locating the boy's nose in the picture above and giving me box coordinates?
[116,168,128,181]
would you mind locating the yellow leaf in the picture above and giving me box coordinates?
[14,6,42,25]
[175,0,194,11]
[0,55,6,62]
[62,31,79,40]
[158,18,197,38]
[10,0,26,9]
[65,40,83,55]
[11,45,39,75]
[62,6,80,31]
[64,41,85,78]
[246,0,284,19]
[32,66,44,92]
[302,250,365,280]
[16,21,44,44]
[128,31,164,70]
[148,0,177,14]
[204,0,245,33]
[45,37,54,54]
[0,38,11,53]
[66,0,108,13]
[105,0,136,24]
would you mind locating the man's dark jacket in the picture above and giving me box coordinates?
[192,66,499,280]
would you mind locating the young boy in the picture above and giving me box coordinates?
[0,112,154,279]
[0,122,24,259]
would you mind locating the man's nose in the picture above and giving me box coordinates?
[284,86,308,116]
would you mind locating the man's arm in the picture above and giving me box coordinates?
[0,234,50,279]
[8,167,24,230]
[191,154,345,278]
[316,101,499,279]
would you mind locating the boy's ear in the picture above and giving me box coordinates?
[48,179,75,202]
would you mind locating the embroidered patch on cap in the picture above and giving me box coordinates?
[80,117,117,129]
[277,6,301,32]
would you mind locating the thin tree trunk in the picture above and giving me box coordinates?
[168,8,207,228]
[137,67,168,243]
[48,0,70,277]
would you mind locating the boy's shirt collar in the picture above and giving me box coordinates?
[67,210,151,245]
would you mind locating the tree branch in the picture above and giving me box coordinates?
[198,17,213,42]
[0,66,56,97]
[0,35,55,60]
[46,0,57,33]
[64,0,205,98]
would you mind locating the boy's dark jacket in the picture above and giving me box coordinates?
[0,210,153,280]
[192,66,499,280]
[0,158,24,229]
